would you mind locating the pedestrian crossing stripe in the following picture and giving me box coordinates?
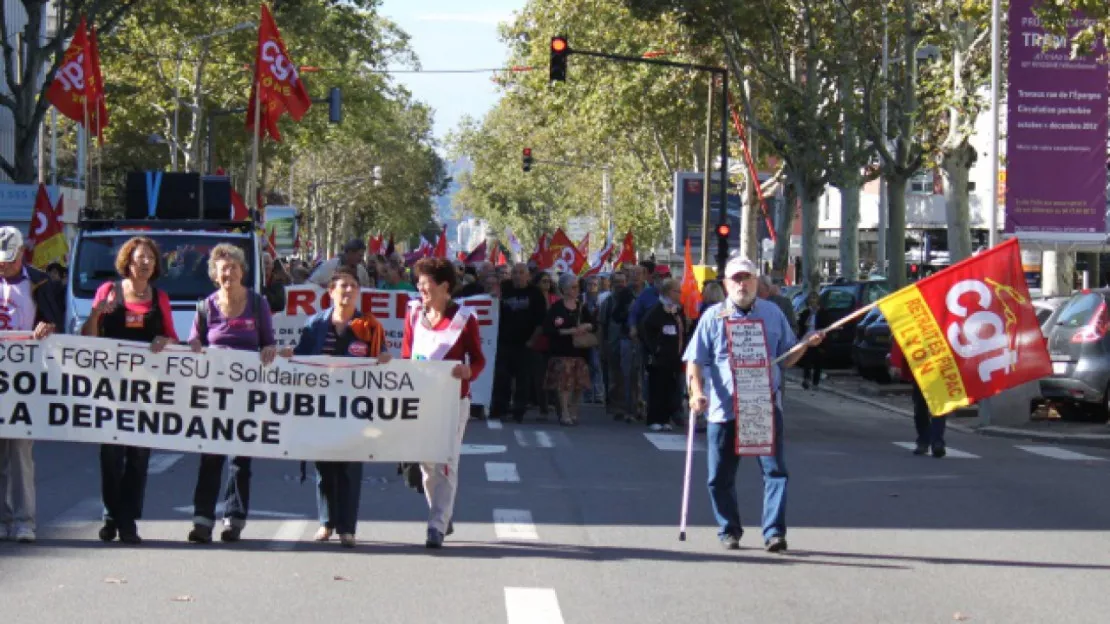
[1014,445,1106,461]
[644,432,705,452]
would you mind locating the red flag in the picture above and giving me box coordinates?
[529,233,551,269]
[368,234,383,255]
[576,233,590,257]
[88,25,108,141]
[247,3,313,141]
[45,16,93,126]
[679,239,702,320]
[54,195,65,218]
[230,187,249,221]
[25,185,68,268]
[456,251,467,263]
[878,238,1050,416]
[548,228,587,275]
[293,232,301,253]
[433,227,447,259]
[614,230,636,268]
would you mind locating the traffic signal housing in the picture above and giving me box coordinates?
[550,36,568,82]
[522,148,534,173]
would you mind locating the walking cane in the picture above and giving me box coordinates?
[678,407,697,541]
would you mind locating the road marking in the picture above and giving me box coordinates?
[893,442,979,459]
[1015,445,1107,461]
[487,419,504,430]
[644,432,704,452]
[172,504,307,519]
[514,431,555,448]
[514,430,530,447]
[269,520,310,551]
[48,497,103,530]
[461,444,508,455]
[148,453,185,475]
[534,431,554,448]
[493,509,538,541]
[505,587,564,624]
[485,462,520,483]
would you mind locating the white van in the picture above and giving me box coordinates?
[67,218,262,339]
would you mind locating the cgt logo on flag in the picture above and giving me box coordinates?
[879,238,1050,415]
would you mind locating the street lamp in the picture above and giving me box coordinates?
[172,21,255,172]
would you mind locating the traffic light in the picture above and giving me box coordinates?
[550,36,568,82]
[522,148,534,173]
[716,223,731,238]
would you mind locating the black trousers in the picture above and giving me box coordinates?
[192,454,252,528]
[492,343,531,419]
[100,444,150,532]
[647,365,680,426]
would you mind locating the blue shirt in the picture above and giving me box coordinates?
[682,299,797,423]
[629,285,659,329]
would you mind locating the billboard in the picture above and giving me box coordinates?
[1005,0,1108,237]
[671,171,741,258]
[263,205,298,256]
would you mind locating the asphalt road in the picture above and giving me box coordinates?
[2,388,1110,624]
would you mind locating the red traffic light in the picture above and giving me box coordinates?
[716,223,731,238]
[523,148,532,157]
[551,37,568,53]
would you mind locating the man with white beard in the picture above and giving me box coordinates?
[684,255,824,553]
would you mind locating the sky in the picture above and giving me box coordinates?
[377,0,525,146]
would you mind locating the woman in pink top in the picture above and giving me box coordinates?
[81,236,178,545]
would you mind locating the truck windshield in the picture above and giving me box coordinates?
[72,234,255,301]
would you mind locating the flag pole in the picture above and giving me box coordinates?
[677,408,697,541]
[83,97,90,207]
[248,76,262,217]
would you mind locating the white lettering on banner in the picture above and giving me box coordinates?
[56,54,87,93]
[943,279,1018,381]
[274,286,500,405]
[0,333,461,463]
[724,320,775,456]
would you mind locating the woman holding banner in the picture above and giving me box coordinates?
[283,267,390,548]
[186,243,277,544]
[402,257,485,549]
[81,236,178,545]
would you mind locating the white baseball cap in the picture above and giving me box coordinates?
[0,226,23,263]
[724,255,759,279]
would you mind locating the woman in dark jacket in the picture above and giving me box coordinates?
[639,278,687,431]
[797,292,826,389]
[283,267,389,548]
[544,273,597,426]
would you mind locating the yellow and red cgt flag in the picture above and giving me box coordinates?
[549,228,588,275]
[614,230,636,268]
[24,185,68,268]
[247,3,312,141]
[878,238,1050,415]
[679,239,702,320]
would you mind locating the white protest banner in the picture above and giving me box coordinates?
[724,319,776,456]
[0,333,461,463]
[272,286,499,407]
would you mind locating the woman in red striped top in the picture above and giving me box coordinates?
[402,257,485,548]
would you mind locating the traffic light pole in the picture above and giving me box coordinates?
[563,48,729,277]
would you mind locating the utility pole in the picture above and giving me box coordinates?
[878,5,889,276]
[700,75,714,266]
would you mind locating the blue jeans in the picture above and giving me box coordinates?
[618,338,642,416]
[587,348,605,402]
[316,462,363,535]
[706,410,788,542]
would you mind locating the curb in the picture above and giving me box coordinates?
[787,374,1110,447]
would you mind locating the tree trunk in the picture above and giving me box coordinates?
[942,140,975,264]
[772,180,797,273]
[1042,250,1074,297]
[797,177,821,295]
[838,182,860,281]
[887,175,908,289]
[740,167,759,262]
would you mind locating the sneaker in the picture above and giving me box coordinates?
[220,525,243,543]
[14,526,35,543]
[187,525,212,544]
[425,528,444,549]
[649,423,664,432]
[720,534,740,550]
[931,445,946,458]
[98,520,117,542]
[765,536,788,553]
[913,443,929,456]
[446,521,454,537]
[662,423,674,432]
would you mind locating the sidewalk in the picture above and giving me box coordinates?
[786,369,1110,449]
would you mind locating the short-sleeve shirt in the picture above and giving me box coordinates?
[188,292,276,351]
[682,298,797,423]
[92,282,178,341]
[0,268,35,332]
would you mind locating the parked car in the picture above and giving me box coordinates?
[797,279,890,368]
[1033,296,1070,335]
[1039,289,1110,416]
[852,307,891,382]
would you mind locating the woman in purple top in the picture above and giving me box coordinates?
[185,243,276,544]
